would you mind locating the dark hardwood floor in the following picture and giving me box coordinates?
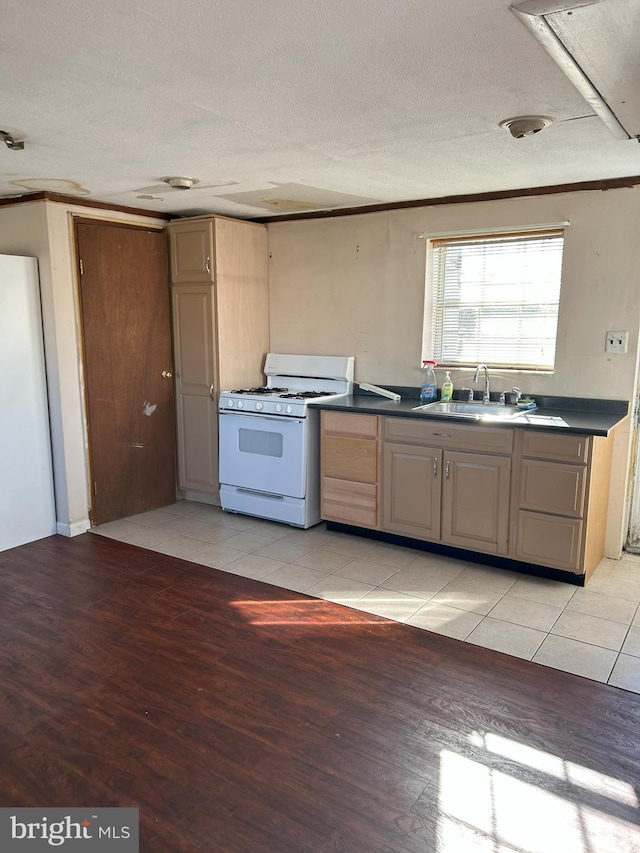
[1,533,639,852]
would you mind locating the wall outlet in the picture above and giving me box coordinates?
[605,330,629,354]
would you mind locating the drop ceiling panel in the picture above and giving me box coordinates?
[545,0,640,137]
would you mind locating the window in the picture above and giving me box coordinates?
[426,229,564,371]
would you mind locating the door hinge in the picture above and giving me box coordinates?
[79,258,84,275]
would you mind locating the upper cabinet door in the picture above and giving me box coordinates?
[169,219,215,283]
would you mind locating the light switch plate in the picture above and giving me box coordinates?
[605,330,629,354]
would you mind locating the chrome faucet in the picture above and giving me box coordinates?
[473,364,491,403]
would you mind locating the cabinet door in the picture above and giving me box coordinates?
[382,443,441,540]
[172,284,218,494]
[519,459,586,518]
[515,511,583,572]
[169,220,215,283]
[214,218,269,389]
[441,451,511,555]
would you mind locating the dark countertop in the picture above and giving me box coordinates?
[310,392,629,436]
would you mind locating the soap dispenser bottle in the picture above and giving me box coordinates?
[441,371,454,402]
[420,360,438,403]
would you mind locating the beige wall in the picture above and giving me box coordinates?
[267,186,640,557]
[0,199,167,535]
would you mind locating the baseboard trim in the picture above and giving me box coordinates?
[325,522,586,586]
[56,519,91,537]
[181,490,221,507]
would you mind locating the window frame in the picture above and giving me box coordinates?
[422,226,566,373]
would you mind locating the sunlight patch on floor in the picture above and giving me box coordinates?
[437,734,640,852]
[474,732,638,808]
[230,598,389,625]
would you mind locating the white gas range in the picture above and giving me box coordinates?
[218,353,355,528]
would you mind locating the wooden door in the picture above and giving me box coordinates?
[441,451,511,555]
[382,443,441,540]
[76,221,176,525]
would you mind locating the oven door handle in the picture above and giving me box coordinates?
[219,411,304,425]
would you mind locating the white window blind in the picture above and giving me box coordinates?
[430,229,564,371]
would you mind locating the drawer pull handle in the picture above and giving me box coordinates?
[434,432,453,438]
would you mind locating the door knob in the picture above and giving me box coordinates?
[161,370,173,379]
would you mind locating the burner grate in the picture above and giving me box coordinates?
[230,386,289,395]
[279,390,337,400]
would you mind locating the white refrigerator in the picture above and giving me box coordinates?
[0,254,56,551]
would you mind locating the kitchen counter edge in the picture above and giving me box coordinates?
[309,395,628,436]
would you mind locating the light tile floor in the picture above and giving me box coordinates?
[91,500,640,695]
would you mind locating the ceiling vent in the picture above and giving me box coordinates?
[511,0,639,140]
[163,176,196,190]
[500,115,554,137]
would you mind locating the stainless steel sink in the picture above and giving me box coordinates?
[412,401,525,420]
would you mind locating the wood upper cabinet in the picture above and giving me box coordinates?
[511,429,614,579]
[321,412,380,529]
[381,418,512,556]
[168,215,269,501]
[169,218,215,283]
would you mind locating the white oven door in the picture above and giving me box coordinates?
[219,411,307,498]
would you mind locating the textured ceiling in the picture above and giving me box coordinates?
[1,0,639,219]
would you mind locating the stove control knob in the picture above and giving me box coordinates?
[227,400,234,408]
[237,400,244,409]
[275,403,282,412]
[286,404,293,414]
[256,401,263,411]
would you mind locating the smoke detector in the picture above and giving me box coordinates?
[162,176,198,189]
[499,115,554,138]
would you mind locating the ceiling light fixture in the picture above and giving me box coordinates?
[0,129,24,150]
[500,115,554,138]
[510,0,629,140]
[162,176,198,190]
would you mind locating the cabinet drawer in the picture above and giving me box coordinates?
[520,430,589,463]
[322,478,377,528]
[322,411,379,438]
[519,459,587,518]
[515,510,583,572]
[384,417,513,454]
[322,434,378,483]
